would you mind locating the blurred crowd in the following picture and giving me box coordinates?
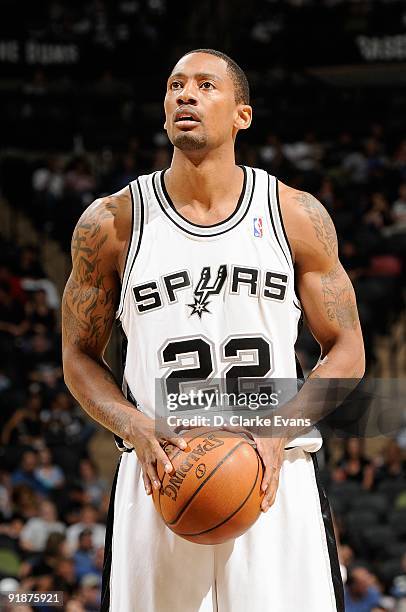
[326,438,406,612]
[0,238,107,610]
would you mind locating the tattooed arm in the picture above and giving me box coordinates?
[62,190,186,493]
[62,191,137,437]
[280,185,365,379]
[252,186,365,511]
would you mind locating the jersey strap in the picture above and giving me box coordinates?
[267,174,301,310]
[116,178,145,320]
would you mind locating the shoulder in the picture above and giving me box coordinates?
[71,186,132,275]
[277,180,338,266]
[74,186,131,239]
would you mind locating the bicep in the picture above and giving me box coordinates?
[285,190,362,349]
[297,261,361,349]
[62,201,120,359]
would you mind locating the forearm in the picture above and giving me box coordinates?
[273,336,365,443]
[63,347,141,441]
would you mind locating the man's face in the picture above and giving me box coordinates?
[164,52,250,152]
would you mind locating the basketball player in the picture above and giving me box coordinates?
[62,49,365,611]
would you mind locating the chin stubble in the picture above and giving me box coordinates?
[173,132,208,151]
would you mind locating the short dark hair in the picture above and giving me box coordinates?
[182,48,250,105]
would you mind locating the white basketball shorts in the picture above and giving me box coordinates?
[101,446,343,612]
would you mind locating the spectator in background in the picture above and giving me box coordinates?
[34,447,65,492]
[42,391,96,471]
[64,156,96,203]
[391,183,406,232]
[73,529,96,581]
[66,505,105,554]
[1,392,43,449]
[20,531,68,579]
[0,263,26,304]
[19,500,65,553]
[15,246,46,280]
[78,572,101,612]
[11,485,39,521]
[0,470,12,520]
[345,566,381,612]
[32,155,65,233]
[15,246,60,311]
[393,139,406,182]
[391,552,406,600]
[11,451,47,496]
[0,281,29,340]
[25,289,57,336]
[53,555,78,597]
[78,459,107,507]
[333,439,375,490]
[375,439,406,484]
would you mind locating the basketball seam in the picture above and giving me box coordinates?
[177,450,261,537]
[165,440,246,526]
[159,430,241,488]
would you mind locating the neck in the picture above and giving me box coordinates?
[165,144,242,210]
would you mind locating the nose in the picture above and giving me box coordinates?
[176,82,198,106]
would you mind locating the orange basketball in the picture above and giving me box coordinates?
[152,427,264,545]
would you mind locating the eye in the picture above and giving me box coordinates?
[200,81,214,90]
[170,81,182,90]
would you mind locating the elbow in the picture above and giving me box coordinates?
[62,344,83,390]
[346,333,366,379]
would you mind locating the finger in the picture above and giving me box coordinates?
[146,460,162,491]
[142,470,152,495]
[220,423,255,442]
[166,435,188,451]
[260,461,275,492]
[153,443,176,476]
[261,471,281,512]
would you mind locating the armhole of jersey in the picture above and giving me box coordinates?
[267,174,301,310]
[115,178,145,320]
[114,324,135,452]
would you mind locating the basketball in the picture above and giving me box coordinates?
[152,428,264,545]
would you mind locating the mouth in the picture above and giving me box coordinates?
[174,109,201,128]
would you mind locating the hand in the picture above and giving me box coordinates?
[126,412,187,496]
[219,423,287,512]
[255,436,287,512]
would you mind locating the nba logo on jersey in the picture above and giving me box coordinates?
[253,217,263,238]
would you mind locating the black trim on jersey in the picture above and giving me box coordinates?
[275,179,294,265]
[114,324,136,452]
[267,174,291,269]
[161,165,247,228]
[311,453,345,612]
[121,182,135,286]
[295,354,304,380]
[113,325,132,451]
[117,178,145,320]
[101,456,121,611]
[153,167,256,237]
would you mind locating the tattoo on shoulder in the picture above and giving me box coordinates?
[321,262,358,330]
[63,197,119,351]
[293,192,337,258]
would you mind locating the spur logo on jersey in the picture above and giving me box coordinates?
[132,265,288,315]
[188,265,227,318]
[253,217,263,238]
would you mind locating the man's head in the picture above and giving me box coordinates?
[347,566,376,597]
[164,49,252,154]
[21,450,37,473]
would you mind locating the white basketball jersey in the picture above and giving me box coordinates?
[115,166,320,449]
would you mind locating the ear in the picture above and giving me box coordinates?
[234,104,252,131]
[164,120,167,131]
